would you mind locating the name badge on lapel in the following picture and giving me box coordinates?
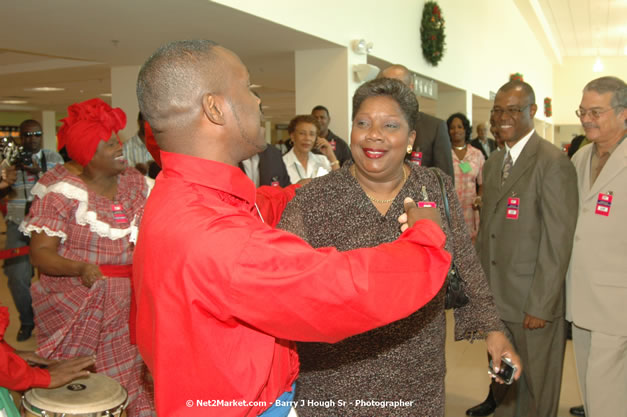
[595,192,613,216]
[506,197,520,219]
[111,204,128,224]
[271,176,280,187]
[410,151,423,166]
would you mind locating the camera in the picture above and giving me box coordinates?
[489,356,517,385]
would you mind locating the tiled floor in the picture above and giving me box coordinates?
[0,222,582,416]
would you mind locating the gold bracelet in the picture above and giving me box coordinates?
[330,160,340,167]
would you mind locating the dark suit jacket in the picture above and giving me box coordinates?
[259,145,291,186]
[476,133,578,323]
[470,137,497,160]
[240,146,291,187]
[409,112,454,179]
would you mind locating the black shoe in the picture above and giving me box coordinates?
[17,325,34,342]
[569,405,585,416]
[466,398,496,416]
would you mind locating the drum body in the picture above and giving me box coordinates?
[22,373,128,417]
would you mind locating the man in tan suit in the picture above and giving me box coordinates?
[468,80,579,417]
[567,76,627,417]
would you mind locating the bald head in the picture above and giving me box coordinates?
[137,40,225,133]
[378,65,413,89]
[497,80,536,105]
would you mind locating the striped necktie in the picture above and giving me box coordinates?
[501,151,513,186]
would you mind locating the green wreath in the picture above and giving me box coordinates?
[420,1,446,66]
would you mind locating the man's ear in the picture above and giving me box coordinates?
[202,93,225,125]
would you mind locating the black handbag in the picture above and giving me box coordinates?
[430,168,470,310]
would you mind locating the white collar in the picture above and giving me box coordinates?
[505,129,534,165]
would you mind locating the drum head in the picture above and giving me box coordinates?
[23,373,127,414]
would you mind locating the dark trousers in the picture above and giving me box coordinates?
[492,318,566,417]
[4,221,34,327]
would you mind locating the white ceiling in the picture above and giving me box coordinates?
[538,0,627,57]
[1,0,624,126]
[0,0,336,122]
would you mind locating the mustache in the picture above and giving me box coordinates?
[582,123,598,129]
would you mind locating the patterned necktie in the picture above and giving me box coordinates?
[501,151,513,186]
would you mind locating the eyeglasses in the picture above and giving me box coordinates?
[23,131,42,137]
[575,107,616,119]
[490,105,530,117]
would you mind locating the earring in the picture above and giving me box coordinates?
[407,145,413,154]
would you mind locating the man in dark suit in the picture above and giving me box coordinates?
[378,65,454,179]
[311,105,352,166]
[240,145,291,187]
[467,80,578,417]
[471,121,497,160]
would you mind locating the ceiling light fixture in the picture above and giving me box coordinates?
[0,100,28,104]
[592,56,604,73]
[100,93,112,97]
[24,87,65,92]
[250,84,262,89]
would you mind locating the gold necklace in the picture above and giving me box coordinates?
[351,164,409,204]
[453,144,467,150]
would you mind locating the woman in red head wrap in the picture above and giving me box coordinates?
[19,98,155,416]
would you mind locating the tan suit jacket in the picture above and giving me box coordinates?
[566,136,627,336]
[477,133,578,323]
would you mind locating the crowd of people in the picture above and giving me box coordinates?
[0,38,625,417]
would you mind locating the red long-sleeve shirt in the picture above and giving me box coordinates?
[0,306,50,390]
[133,151,450,417]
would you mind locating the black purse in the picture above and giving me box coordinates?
[430,168,470,310]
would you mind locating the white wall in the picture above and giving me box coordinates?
[216,0,554,121]
[553,56,627,125]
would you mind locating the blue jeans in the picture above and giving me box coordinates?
[3,221,34,327]
[258,383,296,417]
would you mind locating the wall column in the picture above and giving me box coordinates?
[295,47,367,144]
[111,66,141,142]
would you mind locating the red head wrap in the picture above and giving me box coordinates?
[57,98,126,166]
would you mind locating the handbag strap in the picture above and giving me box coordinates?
[429,167,452,228]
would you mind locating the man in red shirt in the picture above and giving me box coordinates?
[133,40,451,417]
[1,305,95,392]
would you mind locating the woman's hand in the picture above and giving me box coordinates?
[316,137,339,169]
[79,263,104,288]
[472,196,482,210]
[485,331,523,384]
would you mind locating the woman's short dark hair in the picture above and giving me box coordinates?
[288,115,320,135]
[446,113,472,143]
[352,78,419,129]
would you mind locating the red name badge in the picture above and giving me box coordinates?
[410,151,423,165]
[271,181,279,187]
[329,139,337,151]
[418,201,437,208]
[506,197,520,219]
[595,193,612,216]
[111,204,128,224]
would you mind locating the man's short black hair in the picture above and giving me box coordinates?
[311,105,329,116]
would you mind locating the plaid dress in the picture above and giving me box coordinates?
[452,146,485,241]
[20,166,155,417]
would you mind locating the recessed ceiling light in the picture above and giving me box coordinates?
[261,105,270,109]
[100,93,112,97]
[24,87,65,92]
[0,100,28,104]
[250,84,262,89]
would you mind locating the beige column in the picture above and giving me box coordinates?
[435,89,472,123]
[111,66,141,142]
[295,47,368,144]
[40,110,57,151]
